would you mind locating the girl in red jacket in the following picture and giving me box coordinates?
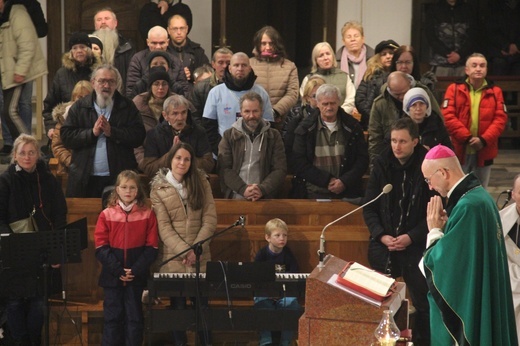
[94,170,158,346]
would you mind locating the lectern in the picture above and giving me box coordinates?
[299,255,409,345]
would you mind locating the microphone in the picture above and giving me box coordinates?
[503,189,512,200]
[318,184,393,268]
[238,215,245,226]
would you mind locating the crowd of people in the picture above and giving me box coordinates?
[0,0,519,345]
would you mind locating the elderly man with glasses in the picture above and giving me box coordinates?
[61,64,146,197]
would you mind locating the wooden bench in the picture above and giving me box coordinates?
[58,197,369,342]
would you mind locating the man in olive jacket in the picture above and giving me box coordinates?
[61,65,145,197]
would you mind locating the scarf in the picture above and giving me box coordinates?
[341,45,367,88]
[166,170,187,203]
[118,200,136,212]
[148,95,164,121]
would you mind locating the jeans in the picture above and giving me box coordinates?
[254,296,300,346]
[6,296,44,345]
[1,82,33,145]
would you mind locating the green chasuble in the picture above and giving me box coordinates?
[423,173,518,346]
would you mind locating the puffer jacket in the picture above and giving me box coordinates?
[217,119,287,199]
[355,69,388,130]
[43,52,102,131]
[442,80,507,166]
[0,4,47,91]
[150,169,217,273]
[250,56,299,118]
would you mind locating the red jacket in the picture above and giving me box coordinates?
[442,80,507,166]
[95,204,158,287]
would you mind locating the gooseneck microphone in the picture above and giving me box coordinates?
[238,215,246,226]
[317,184,393,268]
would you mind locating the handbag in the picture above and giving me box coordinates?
[9,211,39,233]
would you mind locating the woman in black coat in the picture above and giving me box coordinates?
[0,134,67,345]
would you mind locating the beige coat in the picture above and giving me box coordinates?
[0,5,47,89]
[250,57,299,118]
[150,169,217,273]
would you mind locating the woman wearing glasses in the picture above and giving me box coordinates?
[0,134,67,345]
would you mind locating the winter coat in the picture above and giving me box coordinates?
[300,67,356,115]
[113,33,136,91]
[0,160,67,297]
[0,4,47,90]
[150,169,217,273]
[42,52,101,131]
[250,56,299,118]
[442,80,507,166]
[368,82,442,163]
[355,69,388,130]
[292,107,368,198]
[363,145,432,273]
[51,102,74,175]
[218,119,287,199]
[415,112,453,150]
[141,111,214,177]
[166,38,209,87]
[61,91,146,197]
[95,203,158,287]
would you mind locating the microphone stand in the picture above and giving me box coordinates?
[318,186,392,268]
[157,216,244,346]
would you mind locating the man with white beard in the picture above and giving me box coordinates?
[61,65,146,197]
[93,8,135,90]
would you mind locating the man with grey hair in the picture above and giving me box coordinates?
[218,91,286,200]
[203,52,273,156]
[292,84,368,200]
[189,47,233,125]
[61,64,145,197]
[93,7,135,90]
[141,94,213,178]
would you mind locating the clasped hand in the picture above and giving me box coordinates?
[119,268,134,282]
[426,195,447,231]
[93,116,111,137]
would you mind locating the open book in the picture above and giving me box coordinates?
[336,262,395,301]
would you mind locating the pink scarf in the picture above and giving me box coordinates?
[341,45,367,88]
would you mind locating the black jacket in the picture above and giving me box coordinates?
[362,144,433,272]
[292,107,368,198]
[167,38,209,84]
[355,69,388,130]
[416,113,453,150]
[114,33,136,91]
[61,91,146,197]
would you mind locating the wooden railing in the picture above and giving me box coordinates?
[63,198,369,303]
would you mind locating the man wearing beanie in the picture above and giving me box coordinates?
[0,0,47,145]
[422,144,517,345]
[43,32,102,140]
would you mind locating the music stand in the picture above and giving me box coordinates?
[0,228,82,346]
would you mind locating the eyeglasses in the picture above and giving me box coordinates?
[17,150,37,158]
[152,81,169,88]
[396,60,413,66]
[424,169,441,185]
[169,26,188,33]
[96,78,117,86]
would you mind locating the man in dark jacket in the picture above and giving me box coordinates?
[292,84,368,200]
[363,117,433,346]
[93,8,135,90]
[61,65,146,197]
[141,94,213,178]
[167,14,209,88]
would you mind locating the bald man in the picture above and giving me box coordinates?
[126,26,177,97]
[202,52,273,156]
[421,144,517,345]
[368,71,441,164]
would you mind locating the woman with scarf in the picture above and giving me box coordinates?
[249,26,299,130]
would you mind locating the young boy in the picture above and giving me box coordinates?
[254,218,301,346]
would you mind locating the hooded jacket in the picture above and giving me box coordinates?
[218,118,287,199]
[150,169,216,273]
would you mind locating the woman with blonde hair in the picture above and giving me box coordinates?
[51,80,93,175]
[300,42,356,116]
